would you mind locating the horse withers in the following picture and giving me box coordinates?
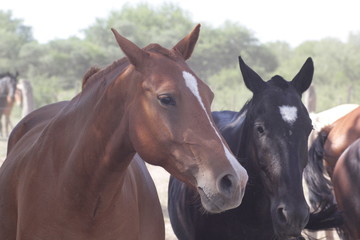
[168,56,314,239]
[0,25,248,240]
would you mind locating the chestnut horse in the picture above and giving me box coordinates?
[305,104,358,239]
[305,106,360,238]
[333,138,360,239]
[305,106,360,207]
[0,25,248,240]
[169,57,315,239]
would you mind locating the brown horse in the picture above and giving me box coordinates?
[0,25,248,240]
[323,106,360,176]
[305,106,360,237]
[333,138,360,239]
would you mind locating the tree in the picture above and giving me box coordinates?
[189,21,278,80]
[84,3,194,65]
[0,10,34,72]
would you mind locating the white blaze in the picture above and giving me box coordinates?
[182,71,246,176]
[279,105,298,125]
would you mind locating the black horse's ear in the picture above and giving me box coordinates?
[238,56,266,94]
[291,57,314,94]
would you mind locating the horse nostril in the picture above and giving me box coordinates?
[277,207,287,224]
[219,174,234,195]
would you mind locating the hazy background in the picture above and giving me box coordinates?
[1,0,360,115]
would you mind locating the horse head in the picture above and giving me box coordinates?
[0,72,18,101]
[239,56,313,238]
[110,25,248,213]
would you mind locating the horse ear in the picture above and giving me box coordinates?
[111,28,149,67]
[291,57,314,94]
[172,24,200,60]
[238,56,266,94]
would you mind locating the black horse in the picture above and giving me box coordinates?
[168,57,315,240]
[0,72,18,136]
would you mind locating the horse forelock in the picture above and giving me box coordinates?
[269,75,291,90]
[144,43,177,59]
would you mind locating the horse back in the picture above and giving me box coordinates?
[324,106,360,165]
[7,101,69,154]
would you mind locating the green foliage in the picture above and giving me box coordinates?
[0,4,359,113]
[207,66,252,111]
[189,21,278,80]
[0,10,33,72]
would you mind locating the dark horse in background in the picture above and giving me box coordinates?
[305,106,360,239]
[333,138,360,239]
[169,56,314,240]
[0,72,18,137]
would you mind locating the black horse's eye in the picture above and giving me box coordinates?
[256,125,265,134]
[158,95,176,106]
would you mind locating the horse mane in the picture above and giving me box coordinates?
[82,66,101,89]
[0,72,15,79]
[238,100,251,116]
[144,43,177,59]
[0,72,9,79]
[304,130,335,212]
[268,75,291,90]
[81,44,177,90]
[81,58,129,90]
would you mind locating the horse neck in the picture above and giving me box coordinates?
[41,66,138,198]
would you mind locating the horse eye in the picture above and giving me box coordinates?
[158,95,176,106]
[256,126,265,134]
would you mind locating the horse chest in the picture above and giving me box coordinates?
[192,192,273,240]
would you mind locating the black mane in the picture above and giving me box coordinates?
[268,75,291,89]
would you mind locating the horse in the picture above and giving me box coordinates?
[1,87,22,137]
[0,72,18,137]
[305,106,360,238]
[333,138,360,239]
[0,25,248,240]
[304,104,358,239]
[168,56,315,240]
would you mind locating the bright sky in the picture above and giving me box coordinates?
[2,0,359,47]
